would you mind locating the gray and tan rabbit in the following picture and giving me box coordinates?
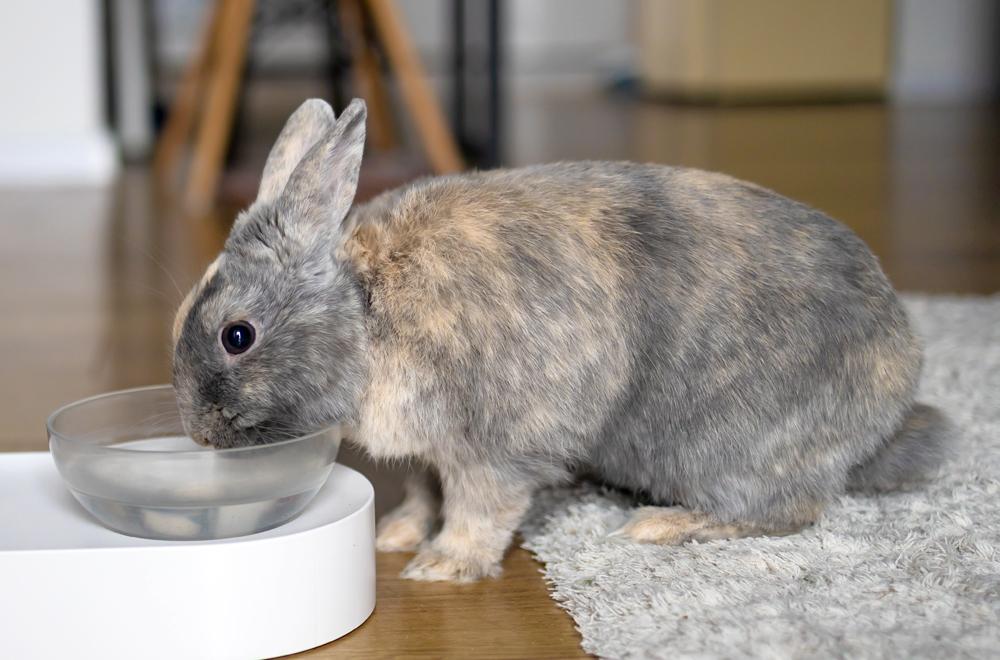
[172,99,950,582]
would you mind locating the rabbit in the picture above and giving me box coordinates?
[171,98,951,582]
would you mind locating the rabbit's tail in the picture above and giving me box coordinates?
[847,403,953,493]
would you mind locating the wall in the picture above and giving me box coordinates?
[0,0,116,185]
[893,0,999,103]
[506,0,633,87]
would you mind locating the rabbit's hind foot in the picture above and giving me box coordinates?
[611,505,811,545]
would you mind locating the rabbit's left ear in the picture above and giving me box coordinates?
[255,98,336,206]
[282,98,367,234]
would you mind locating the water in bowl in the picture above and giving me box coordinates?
[66,436,332,541]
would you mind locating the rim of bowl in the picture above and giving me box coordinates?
[46,384,341,456]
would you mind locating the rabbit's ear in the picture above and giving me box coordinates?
[255,98,336,206]
[282,98,367,233]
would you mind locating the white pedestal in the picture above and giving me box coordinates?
[0,453,375,659]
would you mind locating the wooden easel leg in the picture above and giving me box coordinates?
[184,0,256,213]
[152,0,226,186]
[340,0,398,151]
[363,0,464,173]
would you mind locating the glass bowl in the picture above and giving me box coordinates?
[47,385,342,541]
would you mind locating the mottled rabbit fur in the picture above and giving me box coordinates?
[172,99,950,582]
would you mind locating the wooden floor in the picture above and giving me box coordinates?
[1,97,997,658]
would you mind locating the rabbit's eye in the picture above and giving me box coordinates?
[222,322,255,355]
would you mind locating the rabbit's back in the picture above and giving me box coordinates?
[349,163,640,465]
[349,162,921,519]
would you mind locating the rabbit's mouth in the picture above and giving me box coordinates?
[218,407,298,448]
[213,421,272,449]
[241,417,313,446]
[179,405,265,449]
[211,413,308,448]
[222,406,258,431]
[180,396,324,449]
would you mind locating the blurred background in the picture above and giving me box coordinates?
[0,1,998,507]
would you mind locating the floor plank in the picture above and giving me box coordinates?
[294,547,584,659]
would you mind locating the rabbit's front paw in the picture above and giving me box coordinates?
[376,470,440,553]
[401,547,501,583]
[376,506,434,553]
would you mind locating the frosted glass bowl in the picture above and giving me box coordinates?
[47,385,342,541]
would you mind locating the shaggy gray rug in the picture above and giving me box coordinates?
[520,295,1000,659]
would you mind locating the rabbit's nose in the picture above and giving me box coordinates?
[191,432,212,447]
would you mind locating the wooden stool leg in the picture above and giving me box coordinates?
[340,0,398,151]
[184,0,256,213]
[152,0,226,185]
[364,0,464,174]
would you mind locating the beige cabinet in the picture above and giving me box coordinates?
[638,0,892,101]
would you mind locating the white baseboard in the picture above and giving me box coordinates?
[0,131,118,186]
